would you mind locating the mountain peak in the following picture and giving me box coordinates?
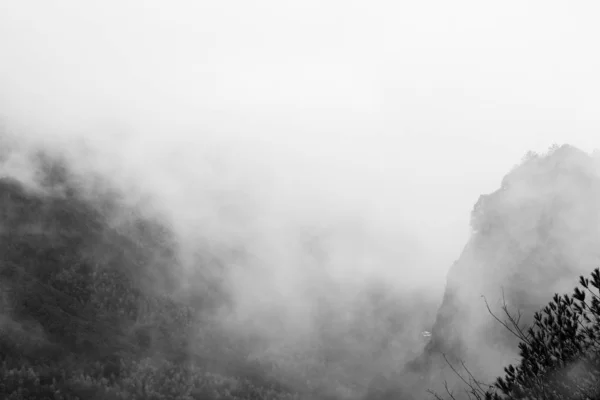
[400,144,600,398]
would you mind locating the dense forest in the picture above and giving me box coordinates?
[0,147,436,399]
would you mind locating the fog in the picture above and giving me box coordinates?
[1,0,600,397]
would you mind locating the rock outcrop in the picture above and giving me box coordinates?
[394,145,600,399]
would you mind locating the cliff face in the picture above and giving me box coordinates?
[401,145,600,396]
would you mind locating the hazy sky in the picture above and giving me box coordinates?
[1,0,600,289]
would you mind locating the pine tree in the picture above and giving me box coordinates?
[433,268,600,400]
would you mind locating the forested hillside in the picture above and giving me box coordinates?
[4,143,599,400]
[0,146,439,400]
[0,151,304,400]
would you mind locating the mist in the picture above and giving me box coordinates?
[2,0,600,398]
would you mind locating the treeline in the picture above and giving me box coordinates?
[0,155,299,400]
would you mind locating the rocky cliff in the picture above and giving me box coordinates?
[391,144,600,399]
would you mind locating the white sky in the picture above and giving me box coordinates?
[1,0,600,289]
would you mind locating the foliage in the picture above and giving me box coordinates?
[0,356,302,400]
[431,267,600,400]
[0,148,438,400]
[0,156,303,400]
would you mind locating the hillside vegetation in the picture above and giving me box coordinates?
[3,143,600,400]
[0,152,304,400]
[0,147,438,400]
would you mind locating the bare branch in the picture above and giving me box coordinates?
[441,353,487,398]
[482,293,532,346]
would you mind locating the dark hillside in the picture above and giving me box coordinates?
[0,146,439,400]
[0,152,299,400]
[10,143,593,400]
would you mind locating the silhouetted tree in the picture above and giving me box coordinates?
[432,268,600,400]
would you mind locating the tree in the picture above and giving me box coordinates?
[432,268,600,400]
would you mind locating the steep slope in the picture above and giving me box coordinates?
[0,151,300,399]
[0,157,200,363]
[396,145,600,398]
[0,147,432,400]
